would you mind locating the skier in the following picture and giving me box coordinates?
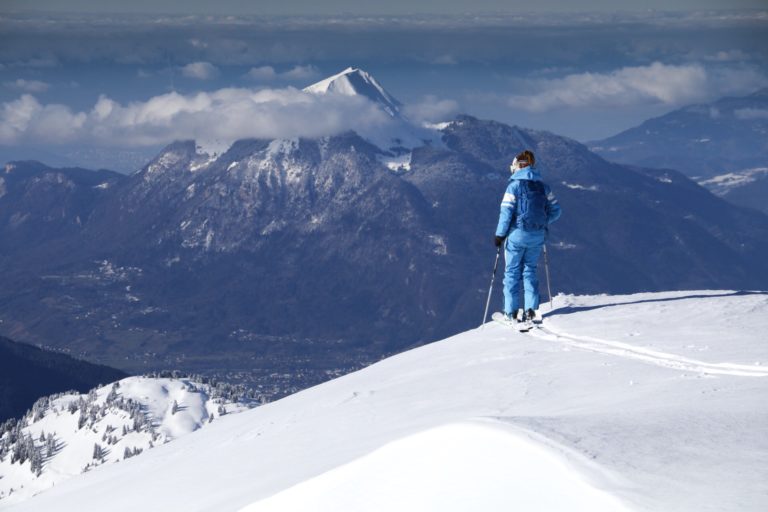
[494,150,561,327]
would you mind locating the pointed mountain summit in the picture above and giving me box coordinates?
[304,67,402,117]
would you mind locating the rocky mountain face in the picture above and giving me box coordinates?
[2,71,768,392]
[0,162,123,265]
[589,88,768,181]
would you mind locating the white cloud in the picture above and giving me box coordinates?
[403,95,459,123]
[181,62,220,80]
[0,95,86,144]
[506,62,767,112]
[245,66,278,81]
[735,108,768,120]
[508,63,709,112]
[282,65,320,80]
[0,87,394,147]
[4,79,51,93]
[244,65,320,82]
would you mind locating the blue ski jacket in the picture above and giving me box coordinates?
[495,166,562,245]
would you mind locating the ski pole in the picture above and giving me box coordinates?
[481,244,503,327]
[543,244,553,311]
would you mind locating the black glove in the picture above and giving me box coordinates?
[494,235,505,248]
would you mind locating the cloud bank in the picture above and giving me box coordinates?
[0,87,395,147]
[507,62,766,111]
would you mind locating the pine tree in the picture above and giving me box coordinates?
[30,448,43,476]
[46,434,56,457]
[77,412,87,430]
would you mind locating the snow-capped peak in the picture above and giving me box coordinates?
[304,67,402,117]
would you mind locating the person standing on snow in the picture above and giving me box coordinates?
[494,150,561,325]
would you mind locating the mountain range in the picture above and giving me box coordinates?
[590,88,768,214]
[1,68,767,391]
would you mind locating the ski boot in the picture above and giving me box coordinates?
[526,308,542,326]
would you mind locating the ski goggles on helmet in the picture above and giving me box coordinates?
[510,157,527,173]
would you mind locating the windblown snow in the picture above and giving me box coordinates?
[4,291,767,512]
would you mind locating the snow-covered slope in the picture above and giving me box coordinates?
[4,291,768,512]
[243,422,631,512]
[0,375,260,505]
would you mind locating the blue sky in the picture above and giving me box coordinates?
[0,8,766,170]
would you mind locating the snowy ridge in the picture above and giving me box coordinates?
[6,291,768,512]
[0,375,260,505]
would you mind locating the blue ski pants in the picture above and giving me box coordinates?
[503,238,543,314]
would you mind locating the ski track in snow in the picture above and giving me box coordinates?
[527,322,768,377]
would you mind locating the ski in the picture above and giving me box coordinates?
[491,312,534,332]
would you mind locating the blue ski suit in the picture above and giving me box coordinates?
[495,166,561,314]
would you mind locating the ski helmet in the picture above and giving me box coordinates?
[510,150,535,173]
